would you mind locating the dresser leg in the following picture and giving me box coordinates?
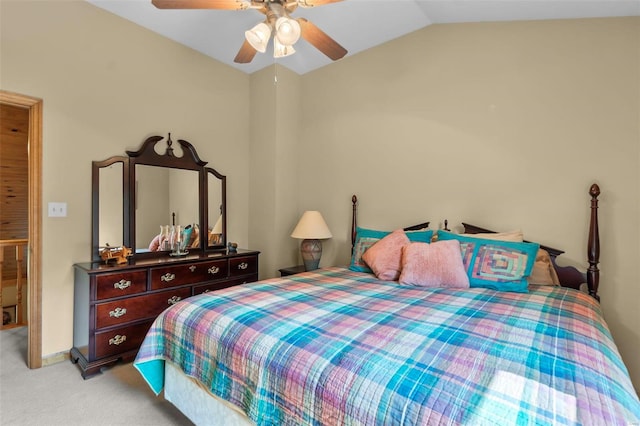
[70,347,137,379]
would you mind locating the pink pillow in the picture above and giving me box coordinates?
[399,240,470,288]
[362,229,410,281]
[149,234,161,251]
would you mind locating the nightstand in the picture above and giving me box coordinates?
[279,265,307,277]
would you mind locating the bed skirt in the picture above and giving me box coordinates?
[165,362,254,426]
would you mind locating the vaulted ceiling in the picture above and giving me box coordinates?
[87,0,640,75]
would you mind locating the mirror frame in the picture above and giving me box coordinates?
[91,134,227,261]
[206,166,227,250]
[91,156,129,261]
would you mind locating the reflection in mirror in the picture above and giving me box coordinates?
[135,165,200,253]
[208,171,223,247]
[98,163,123,248]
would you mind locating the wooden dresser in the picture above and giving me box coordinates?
[71,249,259,378]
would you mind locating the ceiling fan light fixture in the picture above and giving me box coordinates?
[273,37,296,58]
[275,16,301,46]
[154,0,348,65]
[245,22,271,53]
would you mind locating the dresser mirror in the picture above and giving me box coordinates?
[91,134,226,261]
[207,167,226,248]
[134,165,201,252]
[92,156,128,260]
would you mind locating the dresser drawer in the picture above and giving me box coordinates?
[96,271,147,300]
[229,255,258,278]
[150,259,226,290]
[197,259,229,282]
[192,275,257,296]
[95,287,191,329]
[94,321,154,359]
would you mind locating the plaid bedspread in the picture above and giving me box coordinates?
[134,267,640,425]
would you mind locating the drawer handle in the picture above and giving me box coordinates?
[109,307,127,318]
[238,262,249,270]
[109,335,126,346]
[161,273,176,282]
[189,265,197,272]
[113,280,131,290]
[208,266,220,275]
[167,296,181,305]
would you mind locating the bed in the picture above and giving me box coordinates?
[134,184,640,425]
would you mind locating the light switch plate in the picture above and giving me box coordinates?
[48,202,67,217]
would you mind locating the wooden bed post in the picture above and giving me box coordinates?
[588,184,601,301]
[351,195,358,252]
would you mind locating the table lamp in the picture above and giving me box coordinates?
[290,211,332,271]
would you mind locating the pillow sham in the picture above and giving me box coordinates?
[362,229,410,281]
[350,227,433,273]
[528,248,561,286]
[399,240,470,288]
[462,230,524,242]
[437,231,539,293]
[461,230,559,286]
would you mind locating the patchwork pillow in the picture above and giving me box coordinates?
[350,227,433,273]
[462,230,559,286]
[437,231,539,293]
[362,229,410,281]
[399,240,470,288]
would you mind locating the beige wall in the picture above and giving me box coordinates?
[2,1,638,395]
[1,1,251,356]
[248,65,301,278]
[298,18,640,393]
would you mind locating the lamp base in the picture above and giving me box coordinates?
[300,239,322,271]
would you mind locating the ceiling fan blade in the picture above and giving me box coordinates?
[151,0,248,10]
[297,0,344,7]
[297,18,347,61]
[234,39,258,63]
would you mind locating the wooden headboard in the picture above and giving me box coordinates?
[350,184,601,301]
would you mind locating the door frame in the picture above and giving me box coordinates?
[0,90,42,369]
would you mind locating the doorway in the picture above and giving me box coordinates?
[0,90,42,369]
[1,103,28,328]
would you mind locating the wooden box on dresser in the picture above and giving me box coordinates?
[71,249,259,378]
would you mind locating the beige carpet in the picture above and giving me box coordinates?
[0,326,192,425]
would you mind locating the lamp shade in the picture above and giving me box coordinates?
[274,37,296,58]
[211,215,223,234]
[291,211,332,239]
[275,17,301,46]
[245,22,271,53]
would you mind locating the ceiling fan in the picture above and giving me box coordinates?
[151,0,348,64]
